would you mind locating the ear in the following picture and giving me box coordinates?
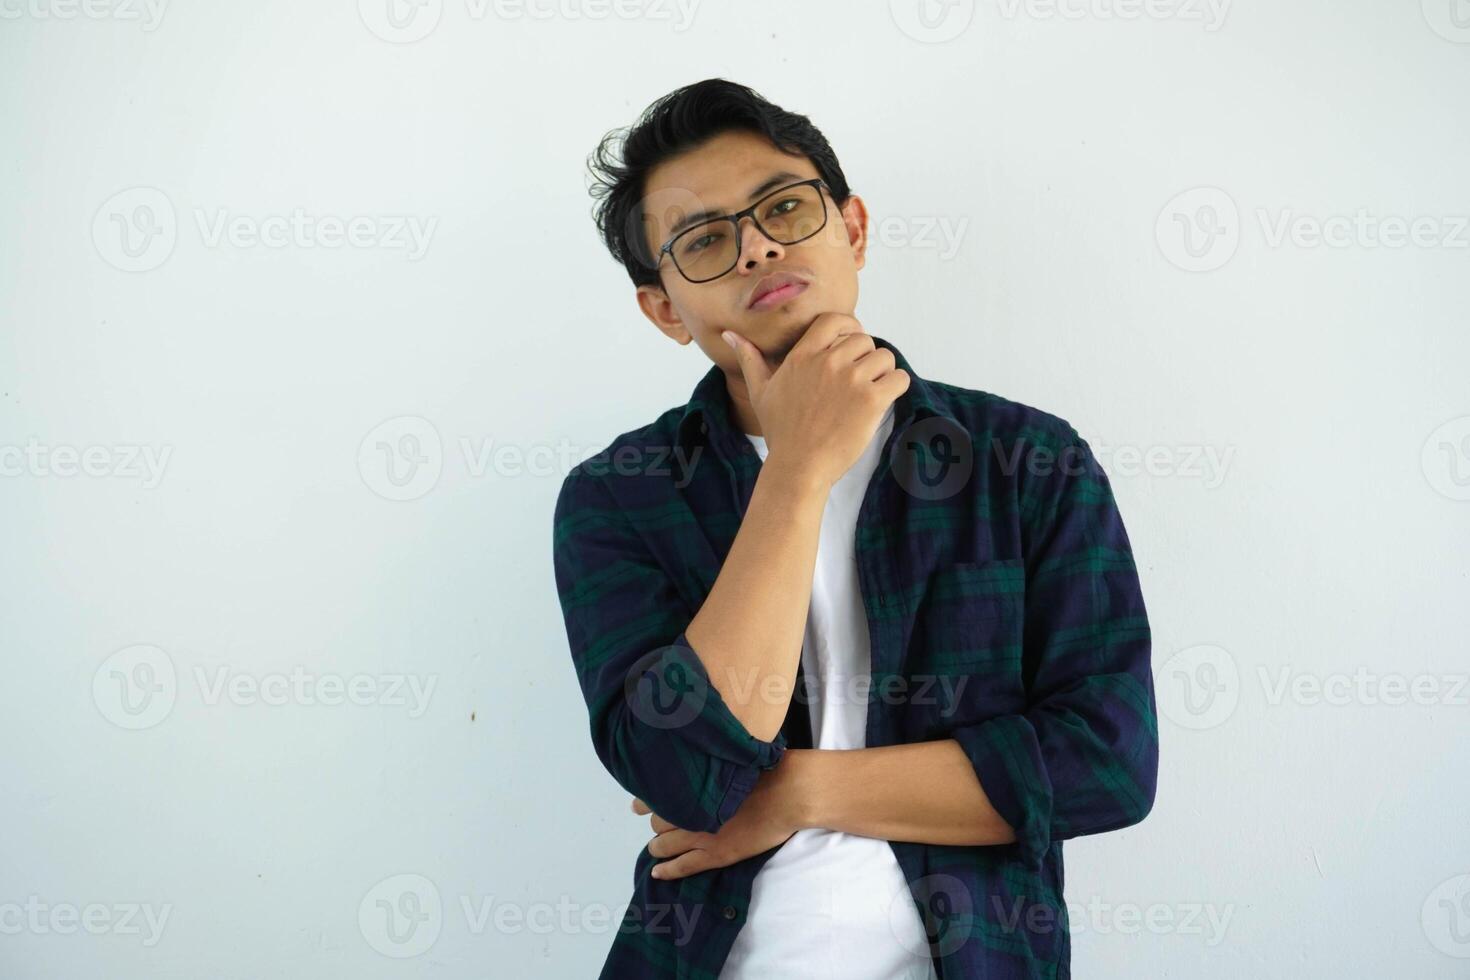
[636,282,693,345]
[839,193,870,271]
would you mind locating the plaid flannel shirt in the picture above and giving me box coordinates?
[551,334,1158,979]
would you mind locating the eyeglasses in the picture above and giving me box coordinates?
[654,178,832,284]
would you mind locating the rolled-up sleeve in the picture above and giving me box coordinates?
[950,427,1158,870]
[551,466,787,834]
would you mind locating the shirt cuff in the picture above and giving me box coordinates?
[663,630,789,823]
[951,713,1054,870]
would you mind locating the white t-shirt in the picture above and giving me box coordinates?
[718,403,939,980]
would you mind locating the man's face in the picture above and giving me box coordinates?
[635,129,869,367]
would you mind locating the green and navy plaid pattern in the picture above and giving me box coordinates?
[551,334,1158,979]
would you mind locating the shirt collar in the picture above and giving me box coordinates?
[674,333,954,456]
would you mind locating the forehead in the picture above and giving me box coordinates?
[641,129,820,243]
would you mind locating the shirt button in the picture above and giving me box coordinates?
[722,905,737,920]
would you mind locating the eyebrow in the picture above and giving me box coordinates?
[664,170,808,240]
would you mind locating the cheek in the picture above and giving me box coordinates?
[667,287,726,332]
[814,265,860,312]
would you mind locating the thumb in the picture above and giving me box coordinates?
[722,330,773,399]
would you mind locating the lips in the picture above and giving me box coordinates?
[748,272,810,310]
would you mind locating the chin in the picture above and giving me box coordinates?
[766,318,813,362]
[750,295,813,330]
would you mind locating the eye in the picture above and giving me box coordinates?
[685,233,717,253]
[765,197,800,217]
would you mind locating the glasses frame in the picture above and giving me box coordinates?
[654,177,833,284]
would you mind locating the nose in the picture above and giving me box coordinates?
[735,214,785,274]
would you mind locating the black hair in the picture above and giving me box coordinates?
[586,77,852,289]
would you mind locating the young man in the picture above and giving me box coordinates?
[552,78,1158,979]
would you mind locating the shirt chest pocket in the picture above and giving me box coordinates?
[907,559,1027,714]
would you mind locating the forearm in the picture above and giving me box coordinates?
[787,740,1018,847]
[684,458,830,743]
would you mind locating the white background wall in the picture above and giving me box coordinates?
[2,1,1467,976]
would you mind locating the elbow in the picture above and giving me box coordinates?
[1116,782,1156,832]
[1133,757,1159,827]
[1132,732,1160,823]
[579,638,787,835]
[1067,739,1157,840]
[590,701,727,834]
[1110,741,1159,832]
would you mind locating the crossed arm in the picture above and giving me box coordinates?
[637,739,1017,880]
[554,424,1158,881]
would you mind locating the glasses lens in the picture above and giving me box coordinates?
[671,220,740,283]
[754,182,826,245]
[671,183,827,282]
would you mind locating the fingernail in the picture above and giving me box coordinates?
[721,331,736,350]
